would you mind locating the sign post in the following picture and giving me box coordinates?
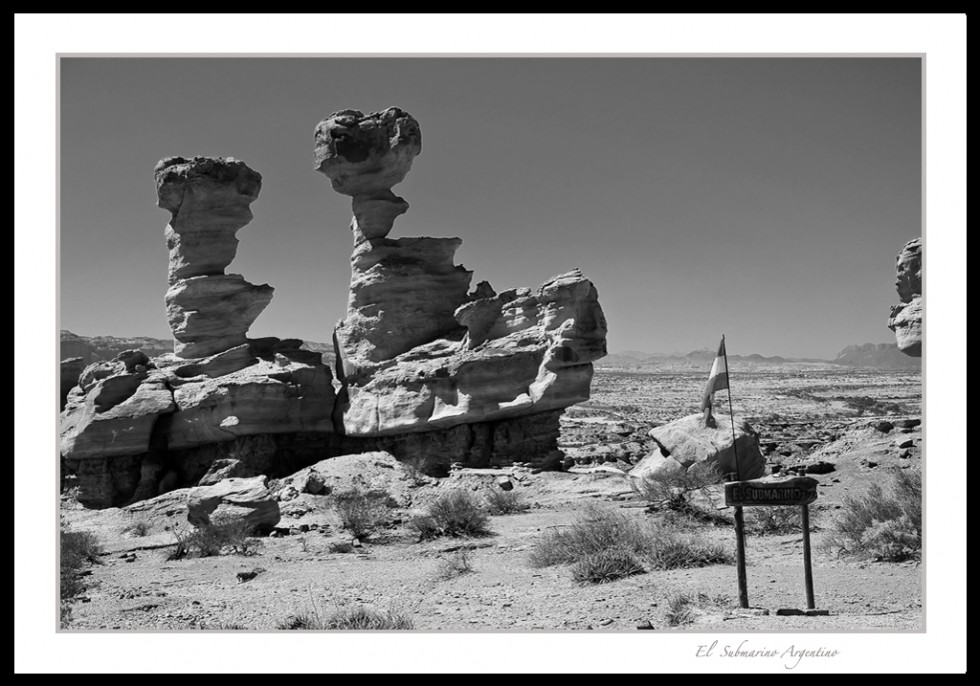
[724,476,819,610]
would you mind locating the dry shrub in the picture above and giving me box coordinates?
[167,518,258,559]
[529,506,652,568]
[529,505,732,575]
[638,462,729,523]
[665,592,733,627]
[824,469,921,561]
[278,605,413,630]
[745,506,804,535]
[333,487,394,540]
[485,489,529,515]
[436,549,474,580]
[571,549,646,584]
[60,518,103,626]
[408,490,491,540]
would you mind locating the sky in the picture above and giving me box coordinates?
[58,57,921,360]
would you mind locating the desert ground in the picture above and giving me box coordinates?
[60,363,922,632]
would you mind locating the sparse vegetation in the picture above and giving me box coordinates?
[402,455,434,485]
[571,548,646,584]
[637,463,731,524]
[745,506,804,535]
[278,605,414,630]
[408,490,491,540]
[824,468,921,561]
[333,487,394,540]
[122,515,152,537]
[60,518,103,627]
[529,506,651,568]
[436,549,474,580]
[166,518,259,559]
[328,541,355,554]
[485,489,529,515]
[529,505,732,575]
[665,592,733,627]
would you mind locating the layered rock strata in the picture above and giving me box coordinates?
[155,156,273,358]
[887,237,922,357]
[60,107,608,508]
[316,107,607,449]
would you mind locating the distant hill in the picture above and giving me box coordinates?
[597,348,807,370]
[831,343,920,369]
[594,343,916,371]
[60,330,336,365]
[60,330,174,363]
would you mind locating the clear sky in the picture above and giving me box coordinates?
[59,57,921,359]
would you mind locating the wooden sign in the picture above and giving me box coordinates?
[725,476,818,507]
[727,475,820,611]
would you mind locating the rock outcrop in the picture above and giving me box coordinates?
[156,156,273,358]
[59,107,607,508]
[187,475,280,533]
[317,107,608,461]
[887,237,922,357]
[60,357,88,410]
[627,413,766,488]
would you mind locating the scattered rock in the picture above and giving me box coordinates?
[873,421,894,433]
[496,477,514,491]
[636,620,655,630]
[187,476,280,534]
[804,461,836,475]
[896,438,915,449]
[896,418,921,429]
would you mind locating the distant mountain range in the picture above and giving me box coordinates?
[59,331,336,365]
[60,331,917,371]
[597,343,919,370]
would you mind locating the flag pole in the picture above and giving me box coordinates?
[722,334,749,608]
[722,334,741,482]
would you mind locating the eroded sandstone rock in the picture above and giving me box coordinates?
[187,476,280,533]
[887,237,922,357]
[627,413,767,489]
[155,156,272,358]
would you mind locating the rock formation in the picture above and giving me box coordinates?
[887,237,922,357]
[627,413,766,489]
[317,107,607,468]
[155,156,273,358]
[59,107,607,507]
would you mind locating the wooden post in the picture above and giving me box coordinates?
[801,503,815,609]
[734,505,749,608]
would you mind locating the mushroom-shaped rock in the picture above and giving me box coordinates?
[315,107,421,240]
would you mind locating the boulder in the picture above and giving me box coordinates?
[187,476,280,533]
[60,357,87,410]
[628,413,766,486]
[887,237,922,357]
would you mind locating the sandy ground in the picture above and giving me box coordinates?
[61,367,922,633]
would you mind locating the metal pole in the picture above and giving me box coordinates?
[722,334,741,481]
[734,505,749,608]
[801,503,815,609]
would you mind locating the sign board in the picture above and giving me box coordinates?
[725,476,818,507]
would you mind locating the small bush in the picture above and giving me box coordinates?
[745,506,804,535]
[646,529,733,570]
[60,520,103,627]
[485,489,529,515]
[402,455,434,485]
[665,592,733,627]
[167,518,258,559]
[324,606,414,630]
[278,606,414,630]
[824,468,921,561]
[408,490,491,540]
[529,506,652,568]
[333,487,393,540]
[436,549,474,580]
[571,549,646,584]
[638,462,727,522]
[328,541,355,554]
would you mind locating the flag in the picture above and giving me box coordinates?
[701,337,729,411]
